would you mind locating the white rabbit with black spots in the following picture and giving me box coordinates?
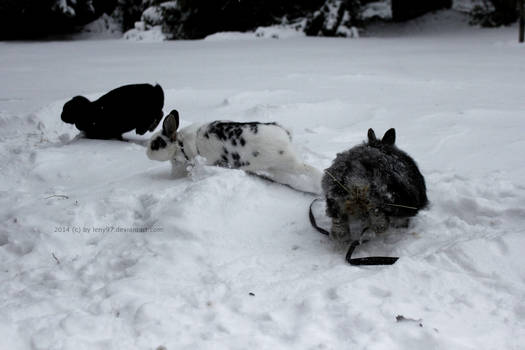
[147,110,322,194]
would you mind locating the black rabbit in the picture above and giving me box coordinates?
[61,83,164,140]
[322,128,428,243]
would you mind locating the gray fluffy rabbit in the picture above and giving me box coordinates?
[322,128,428,243]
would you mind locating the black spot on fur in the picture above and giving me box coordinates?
[205,121,287,143]
[240,138,246,146]
[278,150,284,155]
[207,122,227,141]
[215,159,229,167]
[231,139,237,146]
[150,137,166,151]
[223,147,229,154]
[252,151,260,157]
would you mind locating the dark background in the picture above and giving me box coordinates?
[0,0,519,40]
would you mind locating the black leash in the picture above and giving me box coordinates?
[345,240,398,265]
[308,199,330,236]
[309,199,399,266]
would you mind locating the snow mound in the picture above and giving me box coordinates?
[124,25,166,42]
[204,31,256,41]
[362,0,392,20]
[205,24,305,41]
[142,6,164,27]
[75,14,122,39]
[254,24,306,39]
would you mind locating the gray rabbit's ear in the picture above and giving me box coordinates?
[382,128,396,145]
[162,110,179,140]
[367,128,377,143]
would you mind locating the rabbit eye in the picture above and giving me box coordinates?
[151,137,166,151]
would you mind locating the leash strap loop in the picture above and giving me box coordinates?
[309,199,399,266]
[345,240,399,265]
[309,198,330,236]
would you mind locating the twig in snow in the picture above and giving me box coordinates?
[52,253,60,265]
[45,194,69,200]
[396,315,423,327]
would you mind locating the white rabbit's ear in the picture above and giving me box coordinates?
[382,128,396,146]
[367,128,377,143]
[162,110,179,140]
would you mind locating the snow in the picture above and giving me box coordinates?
[122,3,178,42]
[75,14,123,40]
[53,0,76,17]
[362,1,392,20]
[204,31,257,42]
[453,0,491,13]
[1,12,525,349]
[124,25,167,42]
[204,24,306,41]
[254,24,307,39]
[142,6,165,27]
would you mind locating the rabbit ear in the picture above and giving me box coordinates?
[367,128,377,143]
[382,128,396,145]
[162,110,179,140]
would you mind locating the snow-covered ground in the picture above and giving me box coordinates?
[1,12,525,350]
